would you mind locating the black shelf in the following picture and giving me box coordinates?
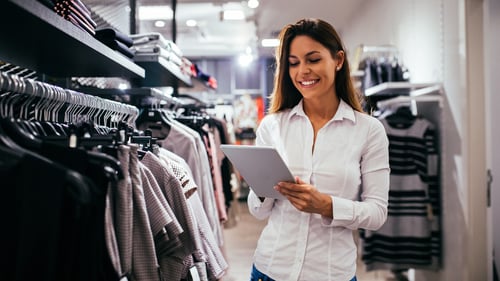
[0,0,145,78]
[133,54,192,87]
[179,77,216,94]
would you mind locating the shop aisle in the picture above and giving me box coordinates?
[221,200,394,281]
[221,199,267,280]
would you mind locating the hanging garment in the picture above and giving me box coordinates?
[128,144,162,281]
[362,114,441,271]
[138,118,224,246]
[156,147,226,281]
[0,132,121,281]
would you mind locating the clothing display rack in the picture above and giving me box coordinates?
[0,1,230,280]
[0,71,139,127]
[361,82,443,275]
[352,44,400,72]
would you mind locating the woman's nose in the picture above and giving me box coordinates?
[298,64,311,74]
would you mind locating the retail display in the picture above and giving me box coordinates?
[360,80,443,276]
[0,1,229,280]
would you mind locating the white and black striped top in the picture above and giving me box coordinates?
[362,113,441,272]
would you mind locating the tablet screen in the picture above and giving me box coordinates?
[220,145,294,200]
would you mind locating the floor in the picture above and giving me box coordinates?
[220,200,396,281]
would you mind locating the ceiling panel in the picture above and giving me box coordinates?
[86,0,365,59]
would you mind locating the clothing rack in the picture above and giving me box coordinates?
[358,44,399,62]
[362,82,444,274]
[352,44,400,72]
[360,44,399,54]
[0,71,139,127]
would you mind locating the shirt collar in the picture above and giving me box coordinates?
[289,98,356,123]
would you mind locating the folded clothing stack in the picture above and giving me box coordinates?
[130,32,185,66]
[52,0,97,36]
[95,28,135,59]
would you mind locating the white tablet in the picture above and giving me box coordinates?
[220,144,294,200]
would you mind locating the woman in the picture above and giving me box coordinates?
[248,18,390,281]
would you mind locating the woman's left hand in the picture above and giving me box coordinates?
[275,176,333,218]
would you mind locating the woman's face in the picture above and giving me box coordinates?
[288,35,342,101]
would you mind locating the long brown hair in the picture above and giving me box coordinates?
[268,18,363,114]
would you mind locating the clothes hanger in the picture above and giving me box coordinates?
[385,105,417,128]
[135,105,172,140]
[0,119,92,194]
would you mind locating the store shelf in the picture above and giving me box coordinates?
[365,82,438,96]
[0,0,145,78]
[179,77,216,94]
[133,54,192,88]
[377,94,443,109]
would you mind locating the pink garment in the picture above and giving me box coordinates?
[202,124,227,222]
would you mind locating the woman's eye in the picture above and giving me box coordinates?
[289,61,299,67]
[309,58,321,63]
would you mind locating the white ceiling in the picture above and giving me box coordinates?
[88,0,365,59]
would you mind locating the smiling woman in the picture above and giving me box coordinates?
[246,18,390,281]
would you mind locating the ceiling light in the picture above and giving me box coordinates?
[221,10,245,21]
[138,5,173,20]
[238,46,255,67]
[238,53,254,67]
[261,38,279,47]
[186,19,197,27]
[248,0,259,9]
[155,20,166,27]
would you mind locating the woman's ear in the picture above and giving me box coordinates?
[336,50,345,69]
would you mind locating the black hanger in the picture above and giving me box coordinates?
[0,122,93,196]
[135,108,171,140]
[0,120,28,155]
[86,150,124,181]
[385,106,416,128]
[0,118,43,150]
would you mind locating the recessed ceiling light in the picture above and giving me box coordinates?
[186,19,197,27]
[155,20,166,27]
[138,5,173,20]
[248,0,259,9]
[221,10,245,21]
[261,38,279,47]
[238,53,254,67]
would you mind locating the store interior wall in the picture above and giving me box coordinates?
[485,0,500,279]
[341,0,443,83]
[441,1,470,280]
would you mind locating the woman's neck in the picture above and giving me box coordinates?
[302,94,339,121]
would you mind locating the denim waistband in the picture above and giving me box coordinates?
[251,264,357,281]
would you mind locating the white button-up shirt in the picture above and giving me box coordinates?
[248,99,390,281]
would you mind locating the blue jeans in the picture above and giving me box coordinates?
[250,264,357,281]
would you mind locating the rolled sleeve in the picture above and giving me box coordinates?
[247,190,275,220]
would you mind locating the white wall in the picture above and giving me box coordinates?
[485,0,500,279]
[337,0,478,280]
[340,0,443,83]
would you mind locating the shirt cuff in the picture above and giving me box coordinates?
[248,190,275,207]
[322,196,354,226]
